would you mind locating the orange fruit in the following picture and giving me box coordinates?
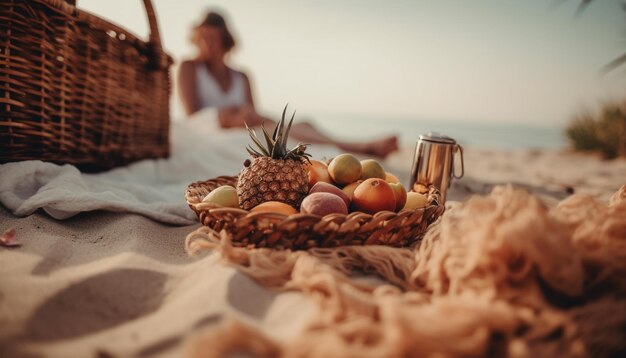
[250,201,298,215]
[352,178,396,214]
[388,182,407,212]
[305,159,333,187]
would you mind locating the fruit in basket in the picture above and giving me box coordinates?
[385,172,400,184]
[341,180,363,201]
[402,192,429,211]
[309,182,350,208]
[328,153,362,185]
[389,182,407,211]
[202,185,239,208]
[250,201,298,215]
[352,178,396,214]
[359,159,385,180]
[237,106,312,210]
[301,192,348,216]
[412,183,429,194]
[306,159,333,186]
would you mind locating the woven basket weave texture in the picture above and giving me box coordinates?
[186,176,445,250]
[0,0,171,170]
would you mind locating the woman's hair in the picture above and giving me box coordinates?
[192,11,236,52]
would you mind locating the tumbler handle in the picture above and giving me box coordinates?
[453,144,464,179]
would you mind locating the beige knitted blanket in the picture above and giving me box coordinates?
[185,185,626,358]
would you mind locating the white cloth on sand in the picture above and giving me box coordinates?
[0,109,341,225]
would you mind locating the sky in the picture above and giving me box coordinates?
[80,0,626,127]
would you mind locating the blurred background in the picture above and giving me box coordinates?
[80,0,626,150]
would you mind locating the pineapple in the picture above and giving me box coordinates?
[237,106,311,210]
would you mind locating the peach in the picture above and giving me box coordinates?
[359,159,385,180]
[412,183,429,194]
[352,178,396,214]
[309,182,350,208]
[341,180,363,201]
[328,153,362,185]
[306,159,333,187]
[202,185,239,208]
[301,192,348,216]
[389,182,407,212]
[401,192,429,211]
[385,172,400,184]
[250,201,298,215]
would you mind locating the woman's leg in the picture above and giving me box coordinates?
[288,122,399,159]
[229,109,399,158]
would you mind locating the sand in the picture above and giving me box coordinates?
[1,147,625,357]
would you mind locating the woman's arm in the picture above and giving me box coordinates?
[178,61,201,116]
[217,106,266,128]
[241,72,255,108]
[217,72,265,128]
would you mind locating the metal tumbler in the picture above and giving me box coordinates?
[409,132,464,203]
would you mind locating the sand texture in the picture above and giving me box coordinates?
[1,147,625,357]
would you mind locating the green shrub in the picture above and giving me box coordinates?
[566,103,626,159]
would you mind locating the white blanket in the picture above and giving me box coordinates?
[0,109,341,225]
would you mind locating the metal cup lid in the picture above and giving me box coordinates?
[419,132,457,144]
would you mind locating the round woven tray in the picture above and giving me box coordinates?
[185,176,445,250]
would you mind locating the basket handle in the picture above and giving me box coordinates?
[137,0,169,69]
[68,0,169,69]
[141,0,162,50]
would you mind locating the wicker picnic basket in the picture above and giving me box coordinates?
[0,0,171,171]
[185,176,445,250]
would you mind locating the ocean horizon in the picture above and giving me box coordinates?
[311,114,566,150]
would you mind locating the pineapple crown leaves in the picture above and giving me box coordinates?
[244,105,312,163]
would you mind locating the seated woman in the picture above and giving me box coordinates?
[178,11,398,158]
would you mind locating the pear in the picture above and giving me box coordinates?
[202,185,239,208]
[401,192,429,211]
